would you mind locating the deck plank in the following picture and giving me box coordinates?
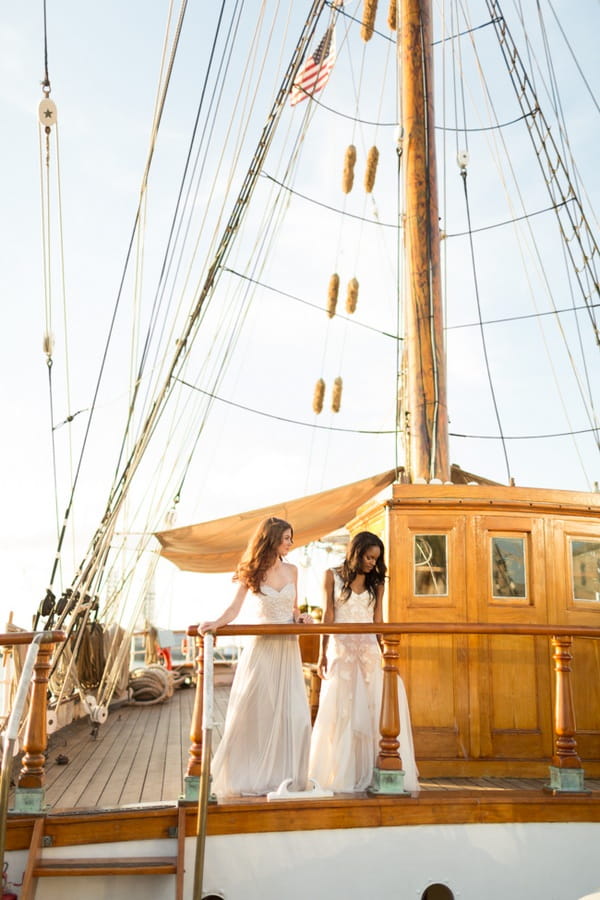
[73,706,149,808]
[45,706,141,807]
[10,680,600,813]
[115,704,169,807]
[141,694,181,803]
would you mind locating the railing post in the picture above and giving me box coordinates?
[14,641,54,812]
[546,635,587,794]
[184,633,204,801]
[369,634,410,795]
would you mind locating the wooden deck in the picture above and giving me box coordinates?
[5,681,600,855]
[9,683,600,811]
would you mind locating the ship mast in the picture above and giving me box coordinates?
[399,0,449,482]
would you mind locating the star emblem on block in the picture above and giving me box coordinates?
[38,98,58,126]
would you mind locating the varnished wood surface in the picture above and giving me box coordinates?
[5,684,600,853]
[9,684,600,810]
[6,784,600,852]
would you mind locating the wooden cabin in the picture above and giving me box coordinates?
[348,481,600,778]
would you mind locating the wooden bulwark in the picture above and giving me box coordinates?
[5,785,600,856]
[4,597,600,863]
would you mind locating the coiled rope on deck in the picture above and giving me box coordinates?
[128,664,175,705]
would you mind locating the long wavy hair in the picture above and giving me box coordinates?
[236,516,293,593]
[337,531,386,604]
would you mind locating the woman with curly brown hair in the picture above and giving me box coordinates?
[309,531,418,793]
[200,516,312,797]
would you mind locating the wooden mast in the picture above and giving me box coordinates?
[400,0,449,482]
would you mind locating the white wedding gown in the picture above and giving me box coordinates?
[309,570,419,792]
[211,582,311,797]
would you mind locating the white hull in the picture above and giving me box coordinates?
[7,821,600,900]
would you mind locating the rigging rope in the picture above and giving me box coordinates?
[453,0,599,483]
[486,0,600,345]
[42,0,192,603]
[37,6,76,600]
[224,270,400,337]
[547,0,600,117]
[278,89,531,130]
[175,376,600,443]
[446,300,600,331]
[263,168,574,234]
[176,376,395,434]
[53,0,331,622]
[459,168,512,482]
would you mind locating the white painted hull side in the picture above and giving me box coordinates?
[7,821,600,900]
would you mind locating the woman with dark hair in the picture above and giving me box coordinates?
[309,531,418,792]
[200,516,312,796]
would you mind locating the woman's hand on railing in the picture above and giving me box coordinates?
[199,621,218,635]
[317,653,328,680]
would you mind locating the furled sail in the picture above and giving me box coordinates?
[155,469,397,573]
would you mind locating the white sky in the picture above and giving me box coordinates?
[1,1,598,631]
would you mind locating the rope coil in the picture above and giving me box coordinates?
[313,378,325,414]
[327,273,339,317]
[346,277,359,314]
[128,664,175,705]
[332,376,343,412]
[342,145,357,193]
[364,146,379,193]
[361,0,378,42]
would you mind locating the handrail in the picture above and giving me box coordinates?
[0,631,65,880]
[187,622,600,638]
[0,630,66,647]
[192,633,213,900]
[186,620,599,798]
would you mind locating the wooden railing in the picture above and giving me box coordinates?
[0,631,66,793]
[0,630,66,873]
[185,622,600,790]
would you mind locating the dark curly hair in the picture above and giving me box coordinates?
[236,516,293,593]
[337,531,386,604]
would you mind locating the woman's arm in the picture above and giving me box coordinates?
[199,582,248,634]
[373,582,384,624]
[317,568,335,678]
[374,582,384,648]
[290,564,313,624]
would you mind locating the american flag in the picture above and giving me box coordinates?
[290,23,337,107]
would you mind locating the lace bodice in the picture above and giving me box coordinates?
[332,571,375,623]
[253,582,296,624]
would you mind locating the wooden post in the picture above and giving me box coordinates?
[546,635,586,793]
[15,642,54,811]
[369,635,410,794]
[551,636,581,768]
[184,634,204,800]
[377,635,403,770]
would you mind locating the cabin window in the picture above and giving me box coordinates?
[570,539,600,602]
[414,534,448,596]
[491,536,527,599]
[420,885,455,900]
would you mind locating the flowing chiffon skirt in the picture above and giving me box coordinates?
[211,634,311,797]
[309,633,419,793]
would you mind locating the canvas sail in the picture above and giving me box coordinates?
[155,469,397,573]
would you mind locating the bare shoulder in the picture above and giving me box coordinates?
[283,561,297,578]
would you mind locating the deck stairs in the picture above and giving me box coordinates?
[19,805,187,899]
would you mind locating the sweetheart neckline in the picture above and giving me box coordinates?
[260,582,295,594]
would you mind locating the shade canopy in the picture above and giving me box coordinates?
[155,469,397,573]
